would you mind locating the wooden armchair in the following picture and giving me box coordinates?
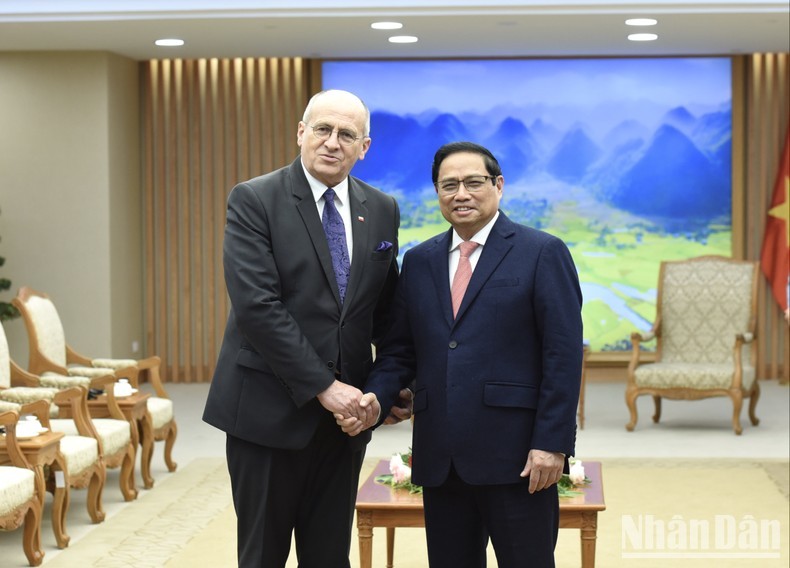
[0,322,136,504]
[625,255,760,435]
[23,393,106,543]
[13,286,177,486]
[0,408,44,566]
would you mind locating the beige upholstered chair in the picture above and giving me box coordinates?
[13,287,177,484]
[0,408,44,566]
[24,394,106,530]
[625,255,760,435]
[0,322,136,504]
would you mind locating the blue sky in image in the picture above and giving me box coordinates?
[323,58,731,134]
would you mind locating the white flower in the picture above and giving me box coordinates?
[389,453,412,484]
[568,459,585,485]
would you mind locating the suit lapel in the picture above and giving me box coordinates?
[453,214,515,323]
[427,230,455,328]
[291,161,342,305]
[344,180,370,311]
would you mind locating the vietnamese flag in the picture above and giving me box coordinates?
[760,125,790,311]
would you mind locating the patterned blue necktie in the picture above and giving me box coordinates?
[322,188,351,302]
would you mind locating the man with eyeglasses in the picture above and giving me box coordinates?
[339,141,584,567]
[203,89,401,567]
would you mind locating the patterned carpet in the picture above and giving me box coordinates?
[2,457,782,568]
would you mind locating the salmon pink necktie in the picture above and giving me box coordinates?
[451,241,479,318]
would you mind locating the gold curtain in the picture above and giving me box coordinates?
[142,55,788,383]
[741,53,789,382]
[141,57,319,382]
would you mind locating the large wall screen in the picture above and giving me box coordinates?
[323,58,732,351]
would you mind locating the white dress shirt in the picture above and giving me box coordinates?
[448,211,500,287]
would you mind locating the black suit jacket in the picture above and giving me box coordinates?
[203,157,399,449]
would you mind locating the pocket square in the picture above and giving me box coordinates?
[375,240,393,252]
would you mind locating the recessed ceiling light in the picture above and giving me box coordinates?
[155,38,185,47]
[388,35,418,44]
[371,22,403,30]
[628,33,658,42]
[625,18,658,26]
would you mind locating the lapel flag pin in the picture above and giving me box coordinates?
[358,216,365,222]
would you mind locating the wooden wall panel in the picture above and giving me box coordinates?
[743,53,790,382]
[142,57,316,382]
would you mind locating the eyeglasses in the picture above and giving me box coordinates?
[308,123,363,146]
[435,175,496,195]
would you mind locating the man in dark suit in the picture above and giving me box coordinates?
[339,141,583,567]
[203,89,399,567]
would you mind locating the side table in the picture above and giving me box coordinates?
[356,460,606,568]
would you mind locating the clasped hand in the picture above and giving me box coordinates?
[322,383,414,437]
[317,381,380,437]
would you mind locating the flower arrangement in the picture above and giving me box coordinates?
[557,458,590,497]
[375,448,422,494]
[376,450,589,498]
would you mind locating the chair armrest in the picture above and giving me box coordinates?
[86,375,127,421]
[65,343,93,366]
[9,359,42,388]
[0,410,32,469]
[135,356,170,399]
[53,387,101,440]
[632,330,656,343]
[18,399,51,430]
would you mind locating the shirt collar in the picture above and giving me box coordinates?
[301,160,350,205]
[450,211,500,252]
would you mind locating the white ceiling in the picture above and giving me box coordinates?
[0,1,787,61]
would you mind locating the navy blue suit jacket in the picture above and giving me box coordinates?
[366,212,583,487]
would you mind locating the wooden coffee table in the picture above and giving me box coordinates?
[356,460,605,568]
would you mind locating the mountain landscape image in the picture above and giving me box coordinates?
[325,58,733,350]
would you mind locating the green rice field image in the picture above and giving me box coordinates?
[325,58,733,351]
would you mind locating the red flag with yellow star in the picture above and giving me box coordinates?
[760,125,790,311]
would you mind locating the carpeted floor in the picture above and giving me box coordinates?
[11,456,786,568]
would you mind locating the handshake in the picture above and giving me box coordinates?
[317,380,413,437]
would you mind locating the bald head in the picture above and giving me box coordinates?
[303,90,371,137]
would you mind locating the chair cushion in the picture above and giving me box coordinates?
[148,397,174,429]
[0,466,36,515]
[66,366,116,379]
[40,372,91,389]
[0,387,60,406]
[91,358,137,370]
[25,295,68,367]
[58,435,99,477]
[50,418,131,456]
[634,362,756,390]
[0,400,20,413]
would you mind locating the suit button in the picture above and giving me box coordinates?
[449,341,458,349]
[327,361,335,369]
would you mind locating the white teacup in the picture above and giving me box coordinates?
[114,380,133,397]
[15,424,40,438]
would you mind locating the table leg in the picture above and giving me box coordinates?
[386,527,395,568]
[50,452,71,548]
[357,511,373,568]
[580,512,598,568]
[139,412,155,489]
